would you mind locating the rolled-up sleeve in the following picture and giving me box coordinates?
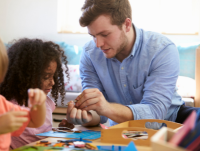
[127,44,179,123]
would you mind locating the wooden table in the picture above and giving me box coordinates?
[27,125,152,151]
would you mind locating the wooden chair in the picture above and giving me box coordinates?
[195,46,200,107]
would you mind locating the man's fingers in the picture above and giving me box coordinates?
[82,88,98,94]
[69,108,78,124]
[82,110,91,123]
[75,109,83,125]
[67,101,75,114]
[66,101,75,123]
[76,91,100,107]
[82,104,97,112]
[78,98,99,109]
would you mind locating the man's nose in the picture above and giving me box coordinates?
[95,36,104,48]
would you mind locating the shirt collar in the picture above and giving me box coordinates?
[128,24,140,58]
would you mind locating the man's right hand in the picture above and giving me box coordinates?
[0,110,28,134]
[66,100,93,125]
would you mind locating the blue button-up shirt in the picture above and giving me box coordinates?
[80,26,184,128]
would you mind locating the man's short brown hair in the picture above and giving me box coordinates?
[0,38,8,82]
[79,0,132,28]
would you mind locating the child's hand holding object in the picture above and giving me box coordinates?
[28,88,46,111]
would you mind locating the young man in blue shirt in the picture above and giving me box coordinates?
[66,0,199,129]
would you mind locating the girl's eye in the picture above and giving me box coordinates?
[44,77,49,80]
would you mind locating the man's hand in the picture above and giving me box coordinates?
[66,101,93,125]
[75,88,111,116]
[0,111,28,134]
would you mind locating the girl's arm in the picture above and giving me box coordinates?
[27,89,46,128]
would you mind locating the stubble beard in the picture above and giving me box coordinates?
[115,31,128,59]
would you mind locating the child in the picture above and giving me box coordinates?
[0,38,46,151]
[0,38,70,149]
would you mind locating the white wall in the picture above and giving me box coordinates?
[0,0,200,47]
[0,0,92,47]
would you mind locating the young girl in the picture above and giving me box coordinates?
[0,38,47,151]
[0,38,70,149]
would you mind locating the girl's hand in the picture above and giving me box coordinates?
[0,110,28,134]
[28,88,46,110]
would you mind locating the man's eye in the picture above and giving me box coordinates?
[102,34,108,37]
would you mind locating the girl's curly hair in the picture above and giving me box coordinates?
[0,38,69,106]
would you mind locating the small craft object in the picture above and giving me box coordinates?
[65,138,92,143]
[35,141,51,146]
[74,130,82,133]
[52,127,74,133]
[52,127,82,133]
[85,143,98,150]
[56,126,73,130]
[73,141,85,148]
[66,99,78,107]
[58,119,75,129]
[53,142,65,147]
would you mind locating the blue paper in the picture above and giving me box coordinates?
[36,130,101,140]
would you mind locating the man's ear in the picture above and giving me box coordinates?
[124,18,132,32]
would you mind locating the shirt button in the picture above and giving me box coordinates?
[130,101,132,104]
[121,67,124,70]
[124,84,126,87]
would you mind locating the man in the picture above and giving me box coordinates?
[66,0,198,129]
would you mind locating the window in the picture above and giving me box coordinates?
[57,0,200,35]
[57,0,87,34]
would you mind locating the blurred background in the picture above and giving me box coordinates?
[0,0,200,47]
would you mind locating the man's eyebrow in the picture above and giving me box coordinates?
[89,30,110,36]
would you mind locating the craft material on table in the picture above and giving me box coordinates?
[12,146,103,151]
[12,142,136,151]
[97,142,138,151]
[123,131,148,140]
[52,127,81,133]
[12,138,99,150]
[36,130,101,140]
[34,139,96,149]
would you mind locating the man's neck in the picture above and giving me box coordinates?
[116,26,136,62]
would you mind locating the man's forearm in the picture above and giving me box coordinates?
[105,103,134,123]
[82,110,100,127]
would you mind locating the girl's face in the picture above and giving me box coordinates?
[41,61,57,95]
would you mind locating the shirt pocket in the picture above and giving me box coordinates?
[129,84,144,102]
